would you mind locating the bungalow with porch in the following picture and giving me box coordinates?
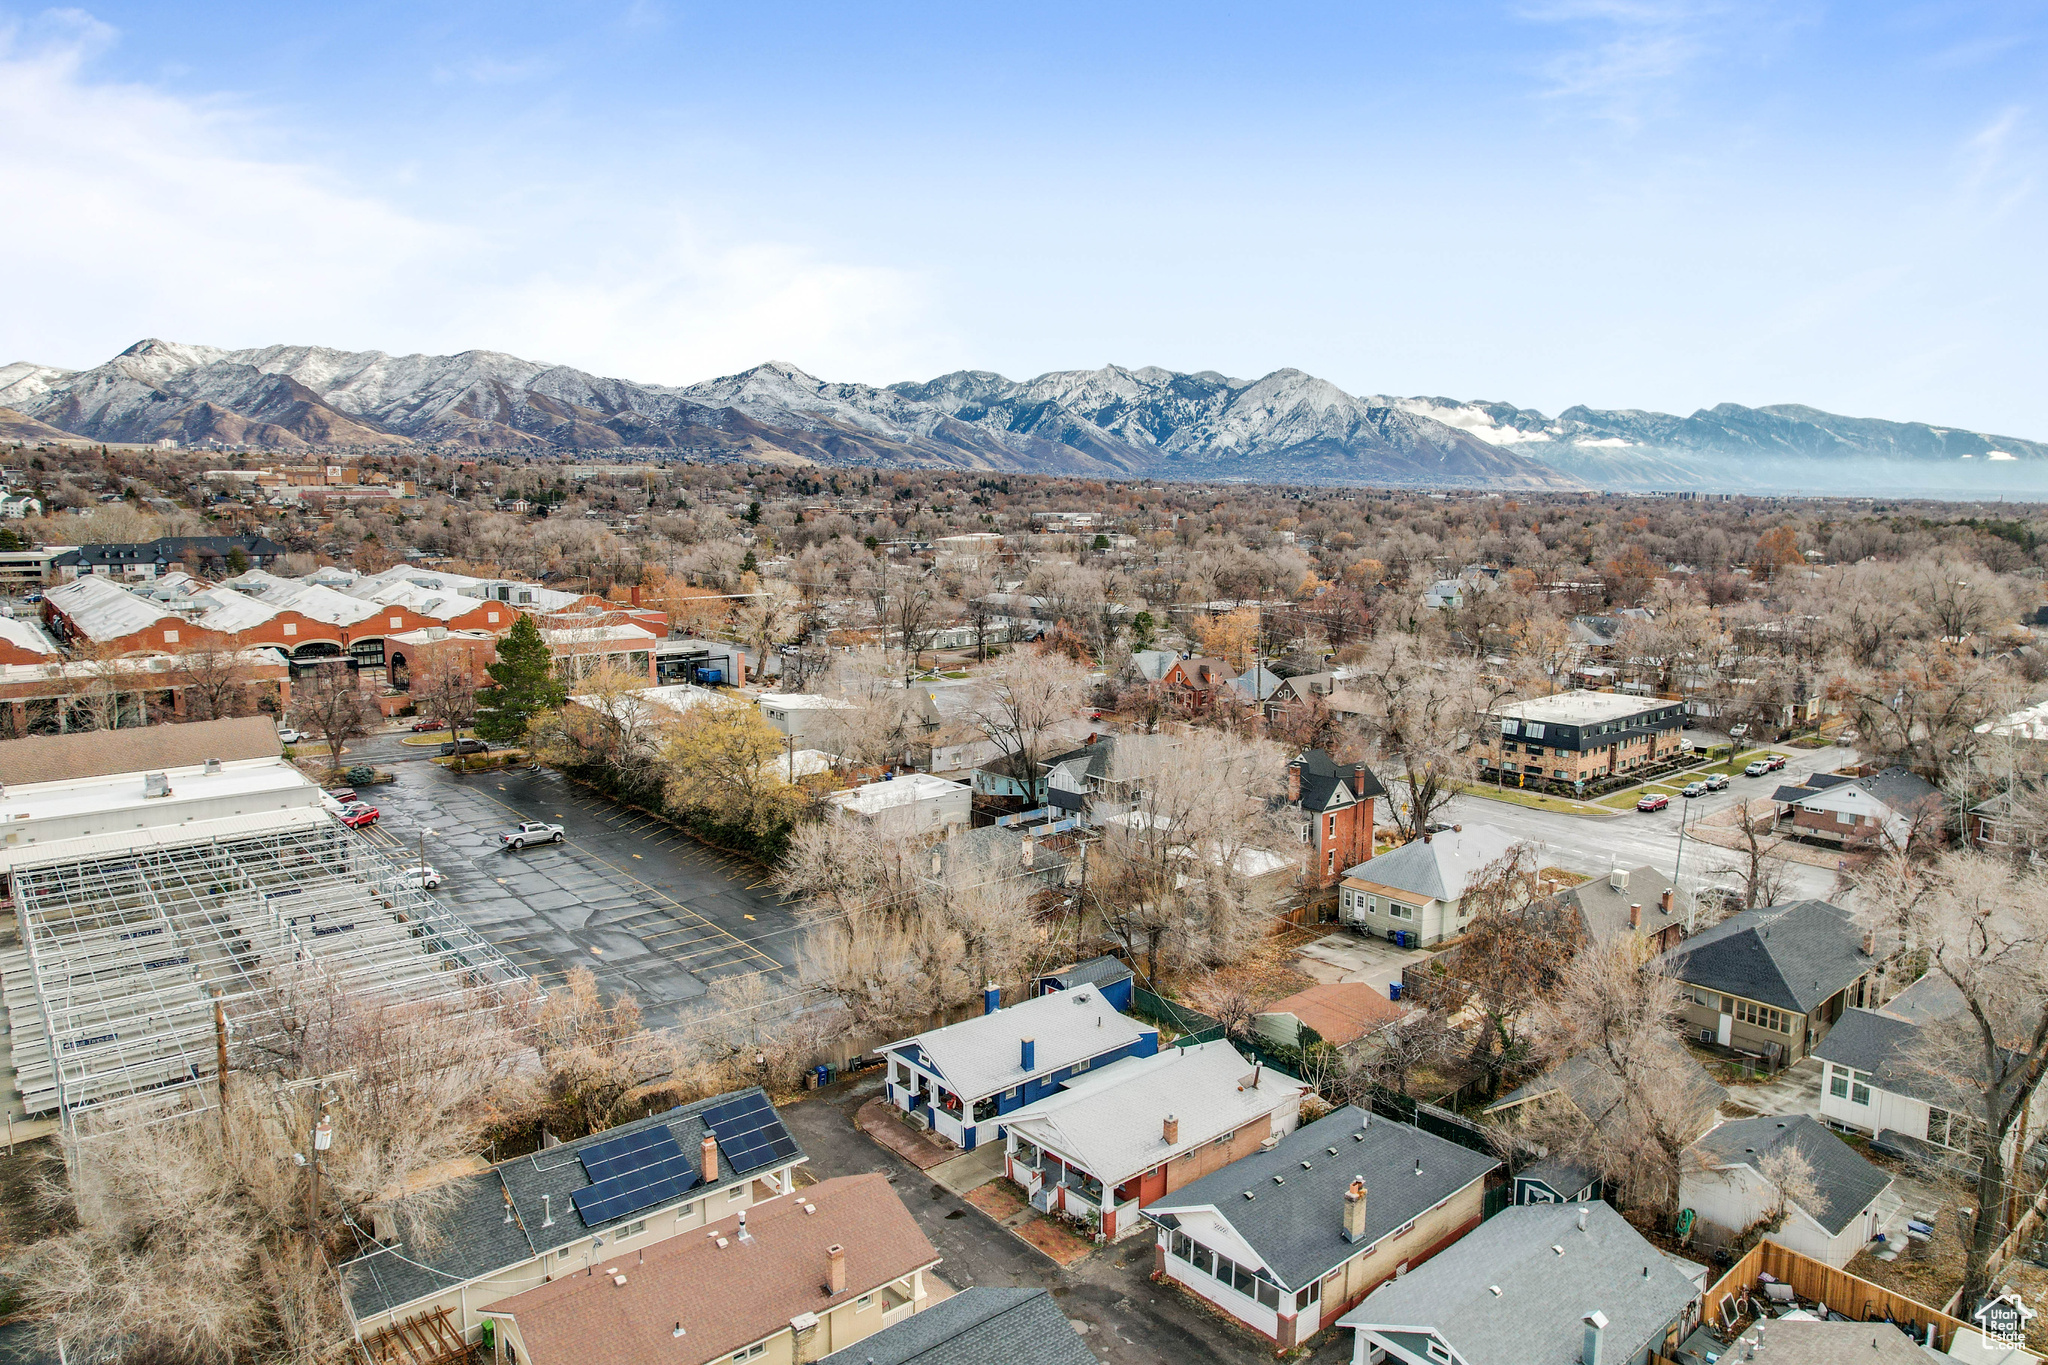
[1002,1041,1305,1240]
[1771,766,1943,852]
[877,986,1158,1151]
[1145,1106,1498,1349]
[1656,899,1885,1069]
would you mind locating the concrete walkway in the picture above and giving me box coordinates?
[930,1142,1005,1196]
[855,1096,960,1171]
[1720,1055,1825,1119]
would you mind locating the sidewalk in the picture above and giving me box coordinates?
[962,1179,1098,1267]
[855,1096,960,1171]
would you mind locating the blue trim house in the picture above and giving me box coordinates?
[877,985,1159,1151]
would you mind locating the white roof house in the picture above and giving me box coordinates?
[1339,823,1524,946]
[828,774,971,834]
[1000,1041,1304,1191]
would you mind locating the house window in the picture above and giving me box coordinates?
[727,1187,745,1202]
[1296,1278,1321,1310]
[1327,815,1337,838]
[856,1292,875,1310]
[1393,1219,1415,1239]
[1072,1058,1090,1074]
[679,1201,697,1217]
[1426,1340,1454,1365]
[1388,903,1415,921]
[731,1346,765,1363]
[620,1218,646,1238]
[1732,999,1788,1033]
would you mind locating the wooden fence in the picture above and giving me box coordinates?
[1701,1240,1966,1351]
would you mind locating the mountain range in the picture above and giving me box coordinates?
[3,339,2044,496]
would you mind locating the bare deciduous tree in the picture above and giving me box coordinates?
[294,664,374,777]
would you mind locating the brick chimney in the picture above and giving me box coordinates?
[1342,1179,1369,1243]
[1287,760,1302,804]
[826,1244,846,1295]
[1660,888,1675,915]
[700,1133,719,1184]
[1629,903,1642,930]
[1353,763,1369,797]
[1163,1114,1179,1144]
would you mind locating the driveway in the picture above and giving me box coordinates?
[1292,932,1431,998]
[353,757,797,1028]
[779,1076,1355,1365]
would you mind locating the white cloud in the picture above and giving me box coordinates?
[0,9,946,385]
[1518,0,1810,128]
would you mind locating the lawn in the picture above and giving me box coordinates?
[400,728,482,747]
[1454,781,1611,817]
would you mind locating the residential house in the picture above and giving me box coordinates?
[1253,983,1404,1053]
[1481,690,1687,787]
[1145,1106,1499,1349]
[1485,1034,1727,1143]
[1031,955,1135,1013]
[482,1173,938,1365]
[1681,1114,1896,1267]
[1544,863,1693,955]
[1421,580,1467,611]
[1966,779,2043,862]
[1814,972,2048,1167]
[1286,749,1384,890]
[1040,733,1180,816]
[1162,655,1238,710]
[1130,649,1178,683]
[973,750,1050,807]
[1507,1156,1603,1207]
[877,986,1159,1151]
[1338,1200,1703,1365]
[1719,1319,1938,1365]
[926,823,1080,896]
[340,1087,806,1345]
[758,692,858,748]
[1657,899,1885,1065]
[1228,664,1288,710]
[828,774,972,836]
[1002,1041,1307,1239]
[1338,823,1523,946]
[1771,766,1944,852]
[819,1286,1099,1365]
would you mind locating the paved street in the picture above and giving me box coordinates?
[340,733,796,1028]
[779,1075,1353,1365]
[1441,744,1861,907]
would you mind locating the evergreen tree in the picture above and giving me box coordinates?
[473,616,566,743]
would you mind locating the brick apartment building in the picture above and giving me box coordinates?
[1480,690,1686,788]
[1286,748,1383,889]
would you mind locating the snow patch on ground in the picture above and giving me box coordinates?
[1988,450,2018,460]
[1390,397,1548,445]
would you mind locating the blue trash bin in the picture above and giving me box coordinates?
[1389,980,1403,1002]
[814,1064,829,1088]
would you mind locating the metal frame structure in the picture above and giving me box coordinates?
[1,812,526,1123]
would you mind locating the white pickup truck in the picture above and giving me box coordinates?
[500,821,565,849]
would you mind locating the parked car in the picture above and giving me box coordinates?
[1744,760,1771,777]
[1636,794,1670,812]
[1765,754,1788,771]
[21,591,41,604]
[501,821,565,849]
[328,787,359,805]
[411,717,447,732]
[277,727,305,744]
[398,865,445,890]
[1681,782,1707,798]
[1704,774,1729,791]
[338,802,379,829]
[439,738,490,756]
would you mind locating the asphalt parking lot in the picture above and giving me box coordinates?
[354,752,797,1028]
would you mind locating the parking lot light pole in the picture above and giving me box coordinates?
[419,827,435,875]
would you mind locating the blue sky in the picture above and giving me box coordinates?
[3,2,2045,435]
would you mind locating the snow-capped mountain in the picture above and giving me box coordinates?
[5,338,2043,494]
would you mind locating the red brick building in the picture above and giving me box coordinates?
[1286,748,1383,889]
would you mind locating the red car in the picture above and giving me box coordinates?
[1765,754,1788,771]
[411,718,447,732]
[338,802,380,829]
[1636,794,1670,812]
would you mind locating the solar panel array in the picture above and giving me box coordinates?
[702,1091,802,1173]
[570,1125,703,1226]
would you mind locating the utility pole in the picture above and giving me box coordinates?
[212,989,229,1143]
[307,1108,332,1246]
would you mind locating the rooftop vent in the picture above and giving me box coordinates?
[142,772,172,799]
[204,758,222,774]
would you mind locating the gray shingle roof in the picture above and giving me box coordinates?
[1144,1106,1498,1289]
[1338,1201,1699,1365]
[1816,1007,1990,1114]
[1291,748,1385,812]
[339,1086,804,1321]
[1655,899,1871,1014]
[1690,1114,1892,1236]
[1489,1036,1727,1144]
[1039,955,1133,992]
[1343,824,1523,904]
[1554,865,1688,945]
[819,1287,1098,1365]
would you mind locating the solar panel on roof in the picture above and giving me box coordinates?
[699,1092,797,1175]
[579,1127,678,1184]
[570,1126,704,1226]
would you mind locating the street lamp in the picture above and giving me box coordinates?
[418,826,437,879]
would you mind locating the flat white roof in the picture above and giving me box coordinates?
[0,756,317,829]
[0,616,56,656]
[829,773,969,814]
[1497,690,1674,726]
[760,693,855,711]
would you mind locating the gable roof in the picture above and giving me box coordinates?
[1655,899,1871,1014]
[1168,656,1237,688]
[488,1174,936,1365]
[1488,1035,1727,1144]
[1553,865,1689,945]
[1228,664,1286,702]
[1343,824,1522,904]
[880,988,1152,1103]
[1291,748,1385,811]
[1256,982,1404,1047]
[1774,767,1939,815]
[1002,1042,1300,1185]
[819,1287,1098,1365]
[1145,1106,1498,1289]
[339,1086,806,1322]
[1338,1201,1699,1365]
[0,716,281,786]
[1813,1009,1977,1113]
[1129,649,1177,683]
[1690,1114,1892,1236]
[1038,955,1133,993]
